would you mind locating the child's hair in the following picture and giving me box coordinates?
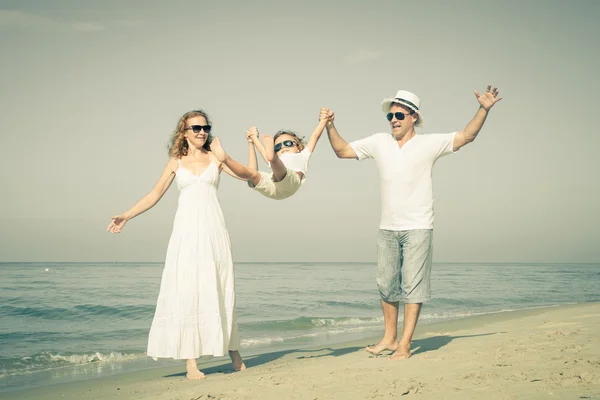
[273,130,306,151]
[167,109,213,158]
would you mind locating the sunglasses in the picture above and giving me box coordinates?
[274,140,297,153]
[185,125,212,133]
[386,111,414,122]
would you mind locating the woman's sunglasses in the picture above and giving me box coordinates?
[185,125,212,133]
[274,140,297,153]
[386,112,414,122]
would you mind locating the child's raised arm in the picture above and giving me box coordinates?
[246,128,259,170]
[304,108,332,153]
[247,126,270,165]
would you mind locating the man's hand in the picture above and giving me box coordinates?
[246,126,259,143]
[474,84,502,111]
[319,107,335,127]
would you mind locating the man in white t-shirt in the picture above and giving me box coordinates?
[321,85,502,360]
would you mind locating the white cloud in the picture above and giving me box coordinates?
[71,21,106,32]
[0,10,63,31]
[344,49,382,64]
[0,10,127,33]
[113,19,143,28]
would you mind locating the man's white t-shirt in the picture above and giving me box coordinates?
[350,132,456,230]
[279,149,312,183]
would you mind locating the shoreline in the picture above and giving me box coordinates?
[7,302,600,399]
[0,302,579,392]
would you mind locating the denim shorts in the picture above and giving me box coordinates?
[376,229,433,303]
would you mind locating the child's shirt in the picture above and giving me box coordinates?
[279,149,312,183]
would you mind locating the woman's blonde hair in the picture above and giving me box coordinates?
[273,130,306,151]
[167,109,213,158]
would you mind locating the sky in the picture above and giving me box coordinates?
[1,0,599,263]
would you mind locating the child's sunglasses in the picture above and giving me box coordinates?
[386,112,413,122]
[274,140,297,153]
[185,125,212,133]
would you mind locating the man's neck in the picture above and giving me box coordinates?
[395,130,416,148]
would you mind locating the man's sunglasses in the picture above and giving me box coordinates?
[185,125,212,133]
[386,111,414,122]
[274,140,297,153]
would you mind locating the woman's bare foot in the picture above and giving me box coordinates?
[365,338,398,355]
[229,350,246,371]
[186,359,206,380]
[209,137,228,162]
[388,341,411,360]
[261,135,275,162]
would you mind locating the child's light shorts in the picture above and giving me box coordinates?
[249,168,301,200]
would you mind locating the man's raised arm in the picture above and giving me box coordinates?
[320,108,357,159]
[453,84,503,152]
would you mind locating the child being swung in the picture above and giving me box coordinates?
[210,108,332,199]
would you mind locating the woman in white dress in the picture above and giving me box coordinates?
[107,109,246,380]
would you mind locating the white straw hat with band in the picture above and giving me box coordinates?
[381,90,423,127]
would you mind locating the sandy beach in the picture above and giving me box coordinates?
[8,302,600,400]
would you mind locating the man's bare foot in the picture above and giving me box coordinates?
[365,339,398,355]
[388,341,411,360]
[229,350,246,371]
[209,137,228,162]
[186,359,206,380]
[261,135,275,162]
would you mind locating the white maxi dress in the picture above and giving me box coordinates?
[146,161,239,359]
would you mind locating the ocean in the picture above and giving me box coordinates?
[1,262,599,394]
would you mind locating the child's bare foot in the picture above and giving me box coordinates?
[210,137,228,162]
[186,359,206,380]
[261,135,275,162]
[229,350,246,371]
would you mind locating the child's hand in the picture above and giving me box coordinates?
[320,108,335,125]
[246,126,259,143]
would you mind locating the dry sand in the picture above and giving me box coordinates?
[8,303,600,400]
